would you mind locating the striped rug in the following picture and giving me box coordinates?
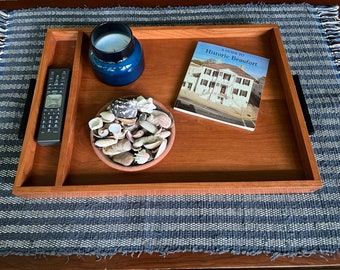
[0,4,340,257]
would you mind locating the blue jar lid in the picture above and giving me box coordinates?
[90,22,135,63]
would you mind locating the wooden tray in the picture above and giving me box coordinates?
[13,24,322,198]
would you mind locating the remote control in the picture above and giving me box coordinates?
[36,68,71,146]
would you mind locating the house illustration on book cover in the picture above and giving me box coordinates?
[174,41,270,131]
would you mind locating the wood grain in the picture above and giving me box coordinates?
[13,25,322,198]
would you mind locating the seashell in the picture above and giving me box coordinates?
[118,138,132,152]
[108,123,122,135]
[139,120,157,134]
[116,129,128,140]
[157,130,171,139]
[133,138,145,148]
[132,129,145,138]
[102,139,131,156]
[112,152,134,166]
[102,145,116,156]
[94,138,117,148]
[111,98,138,119]
[132,146,142,152]
[123,123,138,131]
[88,117,103,130]
[117,117,137,125]
[126,130,134,143]
[136,96,157,113]
[93,127,109,138]
[144,138,163,150]
[152,110,166,116]
[133,135,158,148]
[134,149,151,165]
[154,114,172,129]
[146,114,157,125]
[138,112,148,122]
[100,111,115,122]
[154,139,168,159]
[151,110,173,129]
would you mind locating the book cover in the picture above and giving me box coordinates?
[174,41,270,131]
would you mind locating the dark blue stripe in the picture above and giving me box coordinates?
[1,194,340,212]
[1,229,340,245]
[1,212,340,228]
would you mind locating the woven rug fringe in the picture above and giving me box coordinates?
[0,10,9,58]
[317,5,340,71]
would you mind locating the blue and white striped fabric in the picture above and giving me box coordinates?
[1,4,340,257]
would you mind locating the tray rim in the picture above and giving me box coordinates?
[13,24,322,198]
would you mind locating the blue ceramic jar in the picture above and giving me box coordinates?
[89,22,144,86]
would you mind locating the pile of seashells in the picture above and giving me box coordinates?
[88,96,174,167]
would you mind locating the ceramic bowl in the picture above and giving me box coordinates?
[89,96,175,172]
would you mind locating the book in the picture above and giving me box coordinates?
[174,41,270,131]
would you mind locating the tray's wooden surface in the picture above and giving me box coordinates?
[13,24,322,198]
